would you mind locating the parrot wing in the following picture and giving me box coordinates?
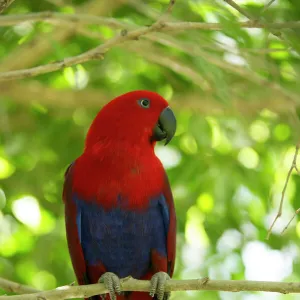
[63,162,90,285]
[162,174,176,276]
[150,173,176,277]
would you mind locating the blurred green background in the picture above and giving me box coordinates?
[1,0,300,299]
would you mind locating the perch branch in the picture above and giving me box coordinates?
[2,277,300,300]
[0,277,40,294]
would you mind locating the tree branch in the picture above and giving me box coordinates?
[2,277,300,300]
[1,18,300,81]
[0,12,126,27]
[0,0,124,72]
[223,0,253,19]
[0,0,15,13]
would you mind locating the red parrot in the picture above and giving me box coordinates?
[63,90,176,300]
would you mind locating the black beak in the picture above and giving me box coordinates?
[152,107,176,145]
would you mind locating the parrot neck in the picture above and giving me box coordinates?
[73,139,165,210]
[84,138,157,162]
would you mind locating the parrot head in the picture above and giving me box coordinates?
[85,90,176,149]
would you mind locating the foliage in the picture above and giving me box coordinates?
[1,0,300,299]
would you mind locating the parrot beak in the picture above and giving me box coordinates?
[152,107,177,145]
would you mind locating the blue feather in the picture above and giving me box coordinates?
[76,205,82,244]
[74,194,169,278]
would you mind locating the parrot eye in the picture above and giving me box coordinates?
[138,98,150,109]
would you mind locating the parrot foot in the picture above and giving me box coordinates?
[149,272,170,300]
[98,272,121,300]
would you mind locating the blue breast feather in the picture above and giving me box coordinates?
[74,194,169,279]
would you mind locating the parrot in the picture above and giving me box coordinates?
[63,90,177,300]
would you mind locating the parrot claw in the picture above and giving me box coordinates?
[98,272,121,300]
[149,272,170,300]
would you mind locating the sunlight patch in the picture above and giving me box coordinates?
[238,147,259,169]
[249,120,270,143]
[155,145,181,169]
[242,241,292,281]
[12,196,41,229]
[32,271,57,290]
[0,157,15,179]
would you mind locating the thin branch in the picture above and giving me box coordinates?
[2,277,300,299]
[266,142,300,239]
[281,207,300,235]
[0,0,15,13]
[223,0,285,41]
[162,21,300,30]
[157,0,176,22]
[0,51,104,81]
[261,0,276,14]
[148,0,176,38]
[0,278,40,294]
[223,0,253,19]
[0,12,126,27]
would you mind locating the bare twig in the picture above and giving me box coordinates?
[266,142,300,239]
[150,0,176,30]
[0,51,104,81]
[281,208,300,235]
[0,12,126,27]
[0,277,40,294]
[223,0,253,19]
[2,277,300,299]
[261,0,276,14]
[166,0,176,14]
[223,0,285,41]
[0,0,15,13]
[163,21,300,30]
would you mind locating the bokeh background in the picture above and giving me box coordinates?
[1,0,300,299]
